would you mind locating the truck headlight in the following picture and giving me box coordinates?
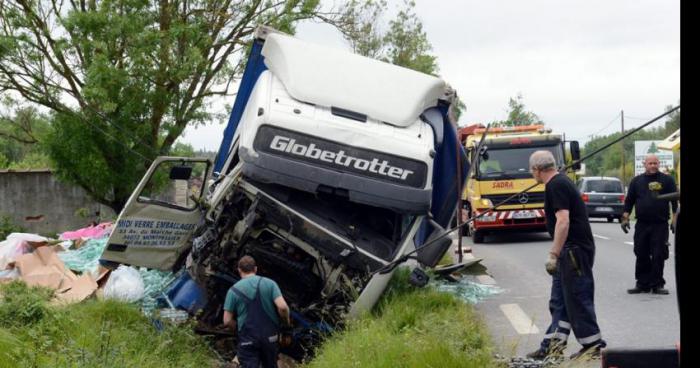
[478,214,498,222]
[480,198,493,207]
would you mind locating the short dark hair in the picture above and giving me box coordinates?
[238,255,256,273]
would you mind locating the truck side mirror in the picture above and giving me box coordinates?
[416,219,454,268]
[570,141,581,171]
[479,146,489,160]
[170,165,193,180]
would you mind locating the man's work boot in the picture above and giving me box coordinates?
[525,348,549,360]
[627,286,650,294]
[526,343,565,360]
[651,287,669,295]
[569,342,605,360]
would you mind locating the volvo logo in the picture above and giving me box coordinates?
[518,193,529,204]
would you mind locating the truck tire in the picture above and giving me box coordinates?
[607,216,614,223]
[472,230,485,244]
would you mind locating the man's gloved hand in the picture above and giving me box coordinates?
[620,217,630,234]
[545,254,558,275]
[279,323,293,348]
[670,222,675,234]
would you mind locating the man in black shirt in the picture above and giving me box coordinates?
[526,150,606,361]
[622,154,678,295]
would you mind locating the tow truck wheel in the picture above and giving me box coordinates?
[472,230,485,244]
[607,216,614,223]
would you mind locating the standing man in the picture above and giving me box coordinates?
[526,151,606,360]
[224,255,292,368]
[622,154,678,295]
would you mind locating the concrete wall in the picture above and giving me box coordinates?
[0,170,115,236]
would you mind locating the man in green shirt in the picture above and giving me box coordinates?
[223,255,291,368]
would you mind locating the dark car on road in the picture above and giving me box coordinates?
[577,176,626,222]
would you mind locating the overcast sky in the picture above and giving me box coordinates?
[181,0,680,151]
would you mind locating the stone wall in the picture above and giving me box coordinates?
[0,169,115,236]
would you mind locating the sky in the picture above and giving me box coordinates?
[180,0,680,151]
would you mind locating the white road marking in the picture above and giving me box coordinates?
[593,234,610,240]
[500,304,540,335]
[625,241,634,245]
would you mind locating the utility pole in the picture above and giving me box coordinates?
[621,110,625,185]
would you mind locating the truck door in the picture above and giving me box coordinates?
[101,157,211,270]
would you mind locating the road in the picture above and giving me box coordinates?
[467,219,680,359]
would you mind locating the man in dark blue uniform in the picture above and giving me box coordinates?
[223,255,291,368]
[622,154,678,295]
[526,151,606,361]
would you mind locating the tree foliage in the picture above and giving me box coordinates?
[0,99,52,169]
[493,93,543,127]
[582,104,680,183]
[0,0,362,211]
[335,0,468,121]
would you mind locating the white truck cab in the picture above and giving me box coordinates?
[100,26,468,361]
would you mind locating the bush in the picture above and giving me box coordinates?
[305,268,497,368]
[0,281,218,367]
[0,281,54,327]
[0,215,24,241]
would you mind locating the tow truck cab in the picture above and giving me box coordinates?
[460,124,580,243]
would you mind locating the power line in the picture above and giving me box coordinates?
[80,103,163,158]
[624,115,653,121]
[373,105,680,275]
[588,113,620,138]
[67,110,154,163]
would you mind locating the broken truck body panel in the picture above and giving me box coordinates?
[101,26,468,359]
[102,157,211,270]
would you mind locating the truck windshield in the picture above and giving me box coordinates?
[478,145,564,179]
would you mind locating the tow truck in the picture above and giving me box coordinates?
[459,124,581,243]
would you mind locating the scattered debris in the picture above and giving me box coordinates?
[158,308,189,324]
[57,238,108,275]
[13,246,98,304]
[59,222,113,241]
[494,353,566,368]
[140,268,177,314]
[103,265,145,302]
[431,275,502,304]
[0,233,48,270]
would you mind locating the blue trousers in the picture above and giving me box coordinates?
[540,270,571,351]
[540,246,605,351]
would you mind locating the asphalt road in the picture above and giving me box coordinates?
[468,219,680,359]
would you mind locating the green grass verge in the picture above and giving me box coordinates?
[304,268,499,368]
[0,281,217,367]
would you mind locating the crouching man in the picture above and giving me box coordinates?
[224,255,292,368]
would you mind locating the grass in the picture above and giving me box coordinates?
[304,268,500,368]
[0,280,218,368]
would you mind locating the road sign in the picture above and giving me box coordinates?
[634,140,674,175]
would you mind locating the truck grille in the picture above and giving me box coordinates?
[482,192,545,205]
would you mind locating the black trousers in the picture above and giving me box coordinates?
[633,221,669,289]
[237,338,279,368]
[559,246,605,348]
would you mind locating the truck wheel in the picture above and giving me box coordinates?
[607,217,614,223]
[472,230,485,244]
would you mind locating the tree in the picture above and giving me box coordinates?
[383,0,438,76]
[0,0,366,212]
[0,99,52,168]
[493,93,543,127]
[647,142,659,154]
[334,0,466,122]
[581,103,680,184]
